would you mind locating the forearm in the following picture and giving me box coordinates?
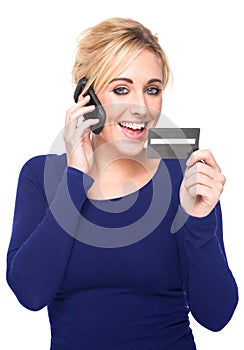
[176,204,238,331]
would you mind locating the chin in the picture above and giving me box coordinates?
[114,139,146,157]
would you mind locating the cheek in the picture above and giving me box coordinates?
[145,94,163,110]
[146,96,162,118]
[103,102,127,124]
[149,109,161,126]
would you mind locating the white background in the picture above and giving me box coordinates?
[0,0,243,348]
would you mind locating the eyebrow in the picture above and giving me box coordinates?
[109,78,163,84]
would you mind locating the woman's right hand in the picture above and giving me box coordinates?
[64,95,99,173]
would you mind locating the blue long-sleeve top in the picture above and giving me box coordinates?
[7,154,238,350]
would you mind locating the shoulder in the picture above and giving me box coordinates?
[21,153,66,171]
[19,153,67,184]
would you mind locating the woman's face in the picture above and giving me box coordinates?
[94,49,163,157]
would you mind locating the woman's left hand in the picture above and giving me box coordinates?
[180,149,226,217]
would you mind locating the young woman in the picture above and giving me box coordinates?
[7,17,238,350]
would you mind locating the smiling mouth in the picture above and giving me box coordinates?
[117,121,147,140]
[118,121,146,131]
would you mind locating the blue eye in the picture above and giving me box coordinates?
[146,87,162,95]
[113,87,128,95]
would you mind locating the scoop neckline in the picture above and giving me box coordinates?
[88,159,163,203]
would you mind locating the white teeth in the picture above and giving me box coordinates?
[119,122,145,130]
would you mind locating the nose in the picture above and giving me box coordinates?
[129,92,148,118]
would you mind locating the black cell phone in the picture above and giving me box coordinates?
[73,78,106,134]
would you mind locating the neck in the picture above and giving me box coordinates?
[86,136,160,199]
[93,147,147,177]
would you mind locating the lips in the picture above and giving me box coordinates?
[118,121,147,139]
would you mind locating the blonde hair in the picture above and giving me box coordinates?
[72,17,171,94]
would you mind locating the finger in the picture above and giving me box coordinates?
[184,165,226,190]
[184,161,224,182]
[63,106,95,143]
[184,172,224,192]
[68,118,99,143]
[65,95,91,124]
[75,118,100,136]
[186,149,221,171]
[185,161,226,190]
[65,118,100,147]
[185,162,213,179]
[66,104,95,124]
[187,183,222,205]
[65,106,96,138]
[184,170,225,202]
[78,94,91,103]
[184,172,212,189]
[64,122,93,156]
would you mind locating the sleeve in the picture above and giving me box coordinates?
[6,156,94,311]
[175,202,239,331]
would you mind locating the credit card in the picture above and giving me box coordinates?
[147,128,200,159]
